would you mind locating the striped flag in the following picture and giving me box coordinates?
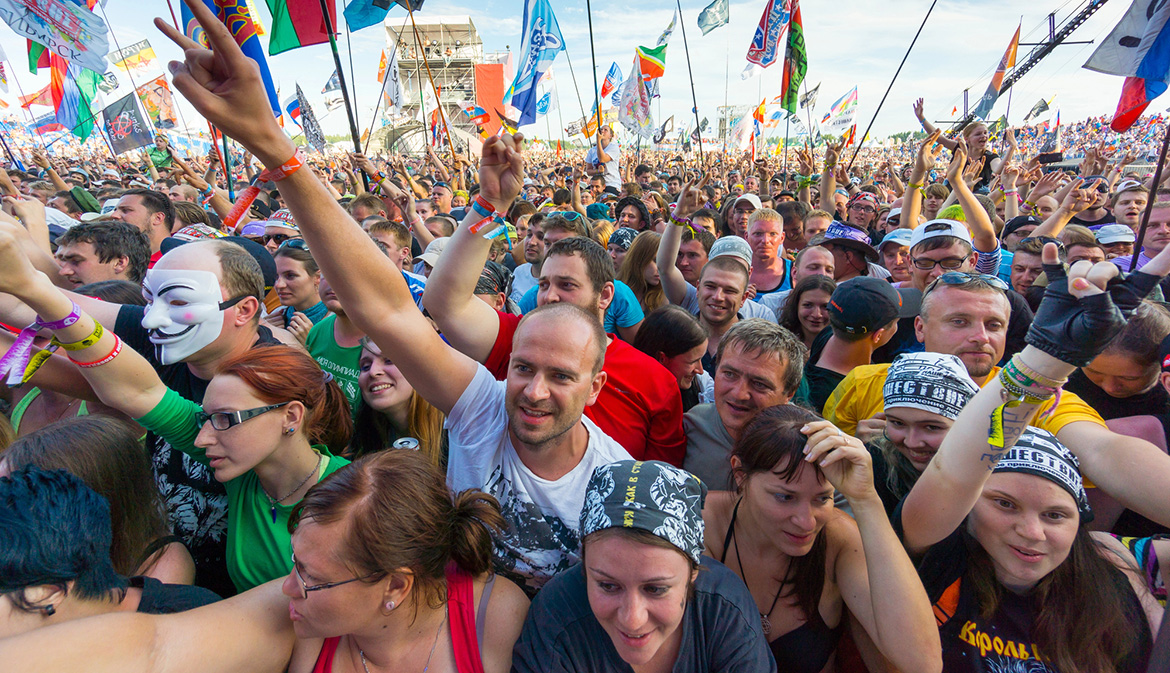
[779,0,806,115]
[1084,1,1170,131]
[283,95,302,126]
[971,24,1020,121]
[600,62,622,100]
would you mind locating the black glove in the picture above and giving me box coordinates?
[1025,261,1126,367]
[1108,270,1160,318]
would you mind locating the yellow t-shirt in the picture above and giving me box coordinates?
[822,364,1106,437]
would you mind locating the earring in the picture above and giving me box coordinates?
[42,604,55,616]
[285,427,295,435]
[385,601,395,611]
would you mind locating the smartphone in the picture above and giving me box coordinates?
[1036,152,1064,165]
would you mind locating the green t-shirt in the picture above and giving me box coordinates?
[138,388,349,592]
[147,146,174,169]
[305,313,362,419]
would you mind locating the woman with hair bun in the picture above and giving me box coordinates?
[0,450,530,673]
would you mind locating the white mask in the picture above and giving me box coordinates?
[141,269,235,365]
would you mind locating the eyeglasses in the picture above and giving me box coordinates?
[548,210,583,221]
[278,238,311,252]
[849,204,876,214]
[290,552,381,599]
[263,233,297,245]
[924,271,1009,297]
[910,256,967,271]
[195,402,290,431]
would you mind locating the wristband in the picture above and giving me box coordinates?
[259,149,305,182]
[0,301,81,387]
[471,194,495,218]
[1003,188,1018,194]
[51,320,104,352]
[669,212,692,227]
[906,182,923,190]
[71,336,122,368]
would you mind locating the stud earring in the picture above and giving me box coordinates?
[285,427,295,435]
[386,601,395,611]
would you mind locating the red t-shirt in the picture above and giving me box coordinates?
[486,311,686,466]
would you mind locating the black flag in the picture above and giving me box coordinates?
[1024,98,1049,123]
[297,84,326,153]
[102,94,153,155]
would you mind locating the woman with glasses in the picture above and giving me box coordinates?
[0,258,353,593]
[0,450,531,673]
[266,241,327,341]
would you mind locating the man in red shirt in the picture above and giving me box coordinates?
[425,223,687,465]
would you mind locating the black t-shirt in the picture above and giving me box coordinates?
[892,505,1152,673]
[115,305,280,598]
[681,383,701,413]
[805,366,846,415]
[512,558,777,673]
[132,575,220,613]
[1070,211,1116,227]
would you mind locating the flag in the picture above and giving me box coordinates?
[951,105,958,115]
[283,94,302,126]
[752,99,766,123]
[0,63,8,95]
[1084,1,1170,131]
[843,123,857,147]
[323,70,340,93]
[297,84,326,152]
[779,0,806,114]
[382,35,403,115]
[1023,97,1050,122]
[50,54,100,141]
[137,76,178,129]
[462,104,490,125]
[971,24,1021,121]
[102,94,154,154]
[656,11,677,47]
[97,72,119,94]
[20,84,52,108]
[691,117,707,142]
[324,95,344,112]
[600,62,622,103]
[376,50,387,83]
[27,40,48,74]
[745,0,793,69]
[1040,109,1061,152]
[799,82,819,110]
[109,40,157,75]
[536,68,558,117]
[653,115,674,143]
[697,0,729,36]
[28,112,64,134]
[0,0,110,73]
[185,1,281,120]
[343,0,392,32]
[989,115,1008,136]
[264,0,338,55]
[508,0,566,126]
[822,87,858,136]
[637,44,668,81]
[618,53,655,139]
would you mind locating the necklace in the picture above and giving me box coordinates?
[358,605,446,673]
[259,451,322,524]
[731,517,788,636]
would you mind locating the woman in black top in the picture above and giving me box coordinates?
[702,405,941,673]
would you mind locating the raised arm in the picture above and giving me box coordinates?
[901,244,1167,552]
[819,139,843,214]
[903,130,942,229]
[802,421,942,673]
[659,175,707,305]
[421,143,524,363]
[1031,177,1095,240]
[30,150,69,191]
[155,0,477,415]
[945,138,996,253]
[913,98,958,151]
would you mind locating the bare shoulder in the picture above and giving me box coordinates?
[478,574,530,673]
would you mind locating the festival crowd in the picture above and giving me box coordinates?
[1,4,1169,673]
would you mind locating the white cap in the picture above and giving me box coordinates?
[413,236,450,267]
[909,219,972,249]
[1095,224,1136,245]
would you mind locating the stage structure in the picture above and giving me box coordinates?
[369,15,512,155]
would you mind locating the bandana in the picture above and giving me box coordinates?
[580,460,707,564]
[474,260,510,296]
[608,227,639,252]
[883,353,979,421]
[848,192,879,210]
[994,428,1092,520]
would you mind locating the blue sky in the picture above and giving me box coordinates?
[0,0,1143,143]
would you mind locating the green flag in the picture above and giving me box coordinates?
[780,0,806,115]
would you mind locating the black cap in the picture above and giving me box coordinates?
[1002,215,1042,240]
[828,277,921,335]
[157,235,278,293]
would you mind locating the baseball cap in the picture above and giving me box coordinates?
[886,207,903,222]
[878,228,914,250]
[708,235,752,272]
[413,237,449,267]
[909,219,972,250]
[99,198,119,216]
[828,276,921,335]
[264,209,299,233]
[1002,215,1042,240]
[1096,223,1136,245]
[734,194,762,210]
[823,222,879,262]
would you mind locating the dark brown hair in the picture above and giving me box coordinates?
[732,405,828,622]
[290,450,504,613]
[2,416,171,577]
[218,344,353,453]
[778,275,836,342]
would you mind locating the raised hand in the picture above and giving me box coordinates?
[1061,178,1096,214]
[802,420,877,503]
[915,129,942,173]
[154,0,292,167]
[946,136,969,186]
[913,97,925,121]
[672,174,709,219]
[478,133,525,212]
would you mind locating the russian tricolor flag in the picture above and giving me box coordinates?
[283,95,301,127]
[1084,1,1170,132]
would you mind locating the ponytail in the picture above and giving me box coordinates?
[448,490,504,577]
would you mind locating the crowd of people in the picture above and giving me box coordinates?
[0,3,1169,672]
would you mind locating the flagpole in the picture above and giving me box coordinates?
[362,23,409,154]
[675,0,704,164]
[783,115,790,172]
[163,0,227,185]
[560,49,591,131]
[584,0,604,147]
[1129,121,1170,272]
[845,0,938,170]
[5,66,50,152]
[317,0,371,191]
[344,22,359,114]
[407,9,458,165]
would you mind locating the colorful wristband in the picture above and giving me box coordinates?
[70,336,122,368]
[52,320,104,352]
[260,149,305,182]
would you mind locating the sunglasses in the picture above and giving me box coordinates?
[549,210,583,221]
[925,271,1009,297]
[278,238,311,252]
[263,233,298,245]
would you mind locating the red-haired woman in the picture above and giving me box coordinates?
[0,266,353,593]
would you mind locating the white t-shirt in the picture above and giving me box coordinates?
[679,282,777,322]
[510,263,538,304]
[585,141,621,189]
[446,365,632,595]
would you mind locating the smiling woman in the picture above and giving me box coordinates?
[512,459,777,673]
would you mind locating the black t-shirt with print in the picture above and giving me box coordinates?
[891,503,1152,672]
[115,305,280,598]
